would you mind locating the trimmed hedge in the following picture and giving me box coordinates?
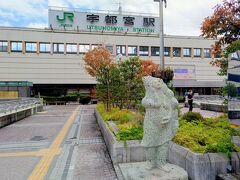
[182,112,204,122]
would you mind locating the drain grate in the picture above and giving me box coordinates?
[30,136,47,141]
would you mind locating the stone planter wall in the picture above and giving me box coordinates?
[0,105,43,128]
[200,102,228,113]
[95,109,240,180]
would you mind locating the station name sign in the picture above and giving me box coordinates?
[48,9,160,34]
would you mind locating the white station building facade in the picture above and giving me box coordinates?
[0,8,225,96]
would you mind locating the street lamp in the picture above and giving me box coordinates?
[154,0,167,69]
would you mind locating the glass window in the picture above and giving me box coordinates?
[79,44,90,54]
[139,46,149,56]
[39,43,50,53]
[128,46,137,56]
[66,44,77,54]
[194,48,201,57]
[204,48,211,58]
[164,47,170,57]
[91,44,101,50]
[25,42,37,53]
[215,53,221,58]
[116,45,126,55]
[173,47,181,57]
[11,42,22,52]
[53,43,64,53]
[151,47,159,56]
[183,48,191,57]
[106,45,113,54]
[0,41,8,52]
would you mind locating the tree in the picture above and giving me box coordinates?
[83,47,113,77]
[140,60,159,76]
[118,57,144,108]
[152,67,174,85]
[201,0,240,50]
[96,64,115,111]
[201,0,240,76]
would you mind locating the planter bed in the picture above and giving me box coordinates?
[95,108,240,180]
[0,105,43,128]
[200,102,227,113]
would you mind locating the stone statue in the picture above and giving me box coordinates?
[141,76,178,170]
[119,76,188,180]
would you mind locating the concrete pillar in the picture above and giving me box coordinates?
[191,48,194,59]
[211,48,214,59]
[77,43,79,55]
[22,41,25,54]
[126,45,128,57]
[36,42,40,54]
[64,43,66,55]
[181,47,183,58]
[8,40,11,54]
[170,47,173,59]
[50,43,53,55]
[113,45,116,56]
[201,48,204,59]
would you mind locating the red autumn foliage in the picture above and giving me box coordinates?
[140,60,160,76]
[201,0,240,54]
[83,46,114,77]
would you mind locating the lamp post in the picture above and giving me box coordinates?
[154,0,167,69]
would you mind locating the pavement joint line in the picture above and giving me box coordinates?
[27,105,80,180]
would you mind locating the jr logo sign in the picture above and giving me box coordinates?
[57,12,74,23]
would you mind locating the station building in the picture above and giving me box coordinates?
[0,8,226,97]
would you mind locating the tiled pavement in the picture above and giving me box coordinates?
[0,105,78,180]
[0,105,117,180]
[73,106,117,180]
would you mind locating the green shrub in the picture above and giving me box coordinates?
[182,112,204,122]
[116,127,143,141]
[174,115,238,154]
[176,96,185,103]
[79,95,91,104]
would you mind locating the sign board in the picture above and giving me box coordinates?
[48,9,160,34]
[174,68,195,80]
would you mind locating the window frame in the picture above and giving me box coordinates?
[139,46,149,56]
[53,43,64,54]
[106,45,114,54]
[173,47,181,57]
[25,42,37,53]
[128,45,138,56]
[66,43,77,54]
[151,46,160,56]
[116,45,126,55]
[11,41,23,52]
[194,48,202,58]
[79,44,90,54]
[183,48,191,57]
[204,48,211,58]
[164,47,170,57]
[39,42,51,53]
[0,41,8,52]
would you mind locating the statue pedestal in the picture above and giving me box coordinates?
[118,162,188,180]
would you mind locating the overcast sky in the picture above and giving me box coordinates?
[0,0,223,36]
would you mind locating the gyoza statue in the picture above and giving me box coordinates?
[141,76,178,171]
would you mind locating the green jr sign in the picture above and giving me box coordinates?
[57,12,74,23]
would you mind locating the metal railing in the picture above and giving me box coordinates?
[0,98,42,115]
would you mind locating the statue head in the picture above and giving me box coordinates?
[142,76,164,90]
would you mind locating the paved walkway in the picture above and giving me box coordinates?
[0,105,117,180]
[181,107,225,118]
[73,105,117,180]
